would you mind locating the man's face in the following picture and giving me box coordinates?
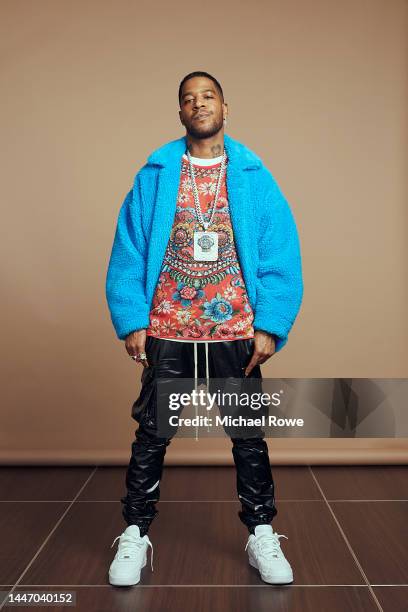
[179,76,227,140]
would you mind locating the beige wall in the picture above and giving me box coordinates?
[1,0,407,464]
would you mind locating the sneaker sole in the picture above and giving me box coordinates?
[249,556,294,585]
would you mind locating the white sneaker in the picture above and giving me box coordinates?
[245,524,294,584]
[108,525,154,586]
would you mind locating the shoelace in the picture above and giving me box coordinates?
[111,533,154,572]
[245,532,288,560]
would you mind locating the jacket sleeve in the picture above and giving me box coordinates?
[253,169,304,352]
[105,173,150,340]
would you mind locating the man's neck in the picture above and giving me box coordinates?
[186,134,225,159]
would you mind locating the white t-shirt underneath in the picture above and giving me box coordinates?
[182,152,224,166]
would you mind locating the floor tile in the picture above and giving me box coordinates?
[312,466,408,500]
[0,467,95,501]
[373,586,408,612]
[330,501,408,584]
[0,502,69,584]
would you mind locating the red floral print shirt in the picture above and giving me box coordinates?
[146,153,255,342]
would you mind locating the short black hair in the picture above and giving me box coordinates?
[178,71,224,106]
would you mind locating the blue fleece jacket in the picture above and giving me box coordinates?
[105,133,303,352]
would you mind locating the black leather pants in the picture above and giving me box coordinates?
[121,336,278,536]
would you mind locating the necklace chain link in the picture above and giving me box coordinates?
[186,149,227,231]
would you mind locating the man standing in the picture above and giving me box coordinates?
[106,71,303,587]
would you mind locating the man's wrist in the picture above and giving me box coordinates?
[255,329,276,339]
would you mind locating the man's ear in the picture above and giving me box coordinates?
[179,110,184,125]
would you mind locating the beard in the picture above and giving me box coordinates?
[185,113,224,140]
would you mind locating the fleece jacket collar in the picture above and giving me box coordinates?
[146,132,263,171]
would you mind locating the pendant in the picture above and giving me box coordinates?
[193,231,218,261]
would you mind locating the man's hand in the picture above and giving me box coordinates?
[125,329,149,368]
[244,330,276,377]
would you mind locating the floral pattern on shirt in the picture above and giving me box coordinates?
[146,155,255,341]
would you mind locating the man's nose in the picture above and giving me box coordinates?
[193,98,206,110]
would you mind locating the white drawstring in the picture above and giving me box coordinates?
[194,341,198,390]
[193,341,211,437]
[194,342,198,440]
[205,341,211,432]
[205,341,209,390]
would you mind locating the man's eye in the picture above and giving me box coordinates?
[185,95,213,103]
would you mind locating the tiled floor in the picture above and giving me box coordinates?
[0,465,406,611]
